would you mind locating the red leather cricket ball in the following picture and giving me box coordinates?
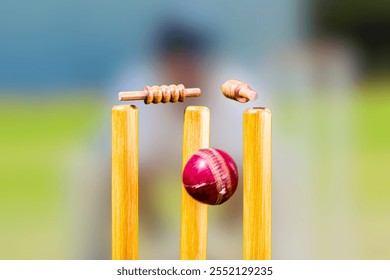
[182,148,239,205]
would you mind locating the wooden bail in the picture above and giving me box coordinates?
[222,79,257,103]
[119,84,201,104]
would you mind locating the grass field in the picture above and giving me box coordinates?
[0,93,105,258]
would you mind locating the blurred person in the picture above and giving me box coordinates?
[68,0,308,260]
[113,21,216,259]
[111,20,263,259]
[71,17,262,259]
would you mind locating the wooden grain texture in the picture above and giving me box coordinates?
[119,85,201,103]
[112,105,138,260]
[221,79,257,103]
[243,107,272,260]
[180,106,210,260]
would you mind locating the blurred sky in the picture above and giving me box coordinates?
[0,0,389,260]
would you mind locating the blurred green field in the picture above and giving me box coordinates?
[0,93,105,259]
[0,85,389,259]
[353,86,390,259]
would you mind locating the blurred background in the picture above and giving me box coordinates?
[0,0,389,259]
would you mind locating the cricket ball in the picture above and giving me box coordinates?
[182,148,238,205]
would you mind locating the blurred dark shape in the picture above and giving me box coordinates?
[315,0,390,75]
[154,21,211,58]
[148,20,215,88]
